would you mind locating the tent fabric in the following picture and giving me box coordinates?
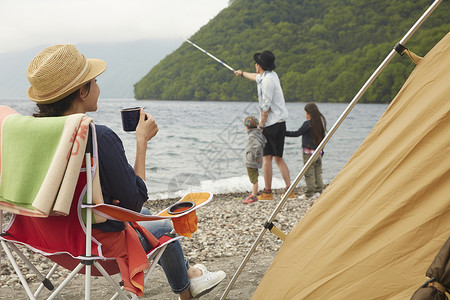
[253,31,450,300]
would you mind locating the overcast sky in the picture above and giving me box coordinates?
[0,0,230,54]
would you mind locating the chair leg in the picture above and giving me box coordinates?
[7,243,55,291]
[47,262,85,300]
[85,263,91,300]
[143,245,167,286]
[34,263,59,298]
[93,261,131,300]
[1,240,36,299]
[109,246,169,300]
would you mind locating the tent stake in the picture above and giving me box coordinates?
[219,0,443,298]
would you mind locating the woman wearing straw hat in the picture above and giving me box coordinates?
[234,50,293,200]
[26,44,225,299]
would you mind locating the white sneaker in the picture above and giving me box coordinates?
[190,264,226,298]
[313,192,321,200]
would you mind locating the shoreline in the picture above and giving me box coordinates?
[0,187,316,299]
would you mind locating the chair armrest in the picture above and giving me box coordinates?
[83,192,213,222]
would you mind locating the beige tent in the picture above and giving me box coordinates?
[252,32,450,299]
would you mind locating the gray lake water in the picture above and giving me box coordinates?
[1,98,388,199]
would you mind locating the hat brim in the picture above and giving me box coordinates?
[27,58,107,104]
[253,52,276,71]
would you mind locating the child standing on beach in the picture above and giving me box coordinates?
[242,116,267,204]
[286,103,327,200]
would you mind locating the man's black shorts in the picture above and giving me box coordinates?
[262,121,286,157]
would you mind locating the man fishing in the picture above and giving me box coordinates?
[234,51,292,200]
[183,40,292,200]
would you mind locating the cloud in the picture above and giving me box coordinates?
[0,0,229,53]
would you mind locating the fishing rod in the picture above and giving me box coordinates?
[219,0,443,298]
[183,38,235,72]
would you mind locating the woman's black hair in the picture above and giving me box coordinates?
[33,82,91,117]
[304,102,327,146]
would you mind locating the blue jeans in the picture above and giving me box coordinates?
[138,207,190,294]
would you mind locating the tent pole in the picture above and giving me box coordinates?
[219,0,443,298]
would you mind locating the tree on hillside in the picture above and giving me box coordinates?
[134,0,449,103]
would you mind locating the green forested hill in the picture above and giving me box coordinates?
[134,0,449,103]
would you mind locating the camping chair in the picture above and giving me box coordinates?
[0,107,211,299]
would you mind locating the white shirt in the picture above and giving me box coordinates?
[256,71,289,127]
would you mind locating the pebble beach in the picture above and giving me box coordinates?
[0,187,317,299]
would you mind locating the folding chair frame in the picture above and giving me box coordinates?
[0,226,173,300]
[0,127,181,300]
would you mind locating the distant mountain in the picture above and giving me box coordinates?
[134,0,449,103]
[0,39,181,100]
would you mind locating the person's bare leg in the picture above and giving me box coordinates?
[274,156,291,188]
[179,288,192,300]
[187,266,203,278]
[178,267,203,299]
[262,155,273,190]
[252,182,258,197]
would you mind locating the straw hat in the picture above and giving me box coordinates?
[27,44,107,104]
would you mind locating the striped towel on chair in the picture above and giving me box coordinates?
[0,108,102,217]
